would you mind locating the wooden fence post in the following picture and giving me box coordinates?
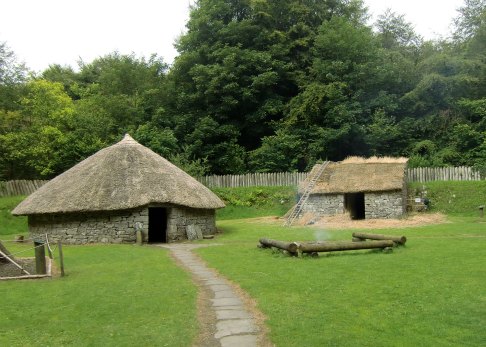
[34,241,46,275]
[58,241,65,277]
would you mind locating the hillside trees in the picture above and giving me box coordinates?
[169,0,367,173]
[1,0,486,178]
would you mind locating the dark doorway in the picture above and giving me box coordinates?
[345,193,365,220]
[148,208,167,243]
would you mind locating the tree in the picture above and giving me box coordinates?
[169,0,367,173]
[0,41,27,85]
[0,41,28,111]
[375,9,422,51]
[453,0,486,41]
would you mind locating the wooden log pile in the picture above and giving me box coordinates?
[258,232,407,257]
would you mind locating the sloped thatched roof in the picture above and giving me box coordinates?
[300,157,408,194]
[13,134,225,215]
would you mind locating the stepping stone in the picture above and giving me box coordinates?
[215,319,258,338]
[211,297,243,307]
[214,290,237,299]
[203,279,227,285]
[209,284,232,292]
[216,309,251,320]
[220,334,257,347]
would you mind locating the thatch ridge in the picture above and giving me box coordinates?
[13,134,225,215]
[342,156,408,164]
[301,157,408,194]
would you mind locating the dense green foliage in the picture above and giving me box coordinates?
[1,0,486,178]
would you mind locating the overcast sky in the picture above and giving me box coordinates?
[0,0,465,72]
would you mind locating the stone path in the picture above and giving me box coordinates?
[158,244,265,347]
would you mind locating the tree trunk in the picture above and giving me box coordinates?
[352,232,407,245]
[296,240,394,253]
[259,238,299,253]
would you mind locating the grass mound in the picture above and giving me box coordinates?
[212,186,296,220]
[410,181,486,216]
[0,196,26,236]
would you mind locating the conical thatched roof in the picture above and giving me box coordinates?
[13,134,225,215]
[300,157,408,194]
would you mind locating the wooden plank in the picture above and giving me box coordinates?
[58,241,65,277]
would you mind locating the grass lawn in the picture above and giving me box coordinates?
[0,242,198,347]
[196,216,486,346]
[1,181,485,346]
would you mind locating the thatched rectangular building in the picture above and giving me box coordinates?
[300,157,408,219]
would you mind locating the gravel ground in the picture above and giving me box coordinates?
[0,258,36,277]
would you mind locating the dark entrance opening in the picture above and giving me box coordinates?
[148,207,167,243]
[345,193,365,220]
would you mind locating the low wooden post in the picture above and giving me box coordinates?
[479,205,484,218]
[34,241,46,275]
[58,241,65,277]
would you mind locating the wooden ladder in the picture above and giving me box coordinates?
[283,161,329,227]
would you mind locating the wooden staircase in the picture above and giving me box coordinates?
[283,161,329,227]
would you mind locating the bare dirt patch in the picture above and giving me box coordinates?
[0,257,36,278]
[308,212,449,229]
[247,213,449,230]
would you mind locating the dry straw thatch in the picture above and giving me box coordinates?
[301,157,408,194]
[13,134,225,215]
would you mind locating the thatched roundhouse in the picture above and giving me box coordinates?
[300,157,408,219]
[12,134,225,244]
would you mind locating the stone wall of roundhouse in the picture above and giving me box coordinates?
[28,208,147,244]
[28,206,218,244]
[166,207,217,242]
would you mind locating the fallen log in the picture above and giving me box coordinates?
[259,238,298,253]
[352,232,407,245]
[296,240,394,253]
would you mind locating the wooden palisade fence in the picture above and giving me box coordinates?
[0,167,483,197]
[198,171,309,188]
[0,180,48,197]
[406,166,481,182]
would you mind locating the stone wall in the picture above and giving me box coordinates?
[302,190,405,219]
[364,191,404,219]
[303,194,344,216]
[166,207,216,242]
[29,205,217,244]
[29,208,146,244]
